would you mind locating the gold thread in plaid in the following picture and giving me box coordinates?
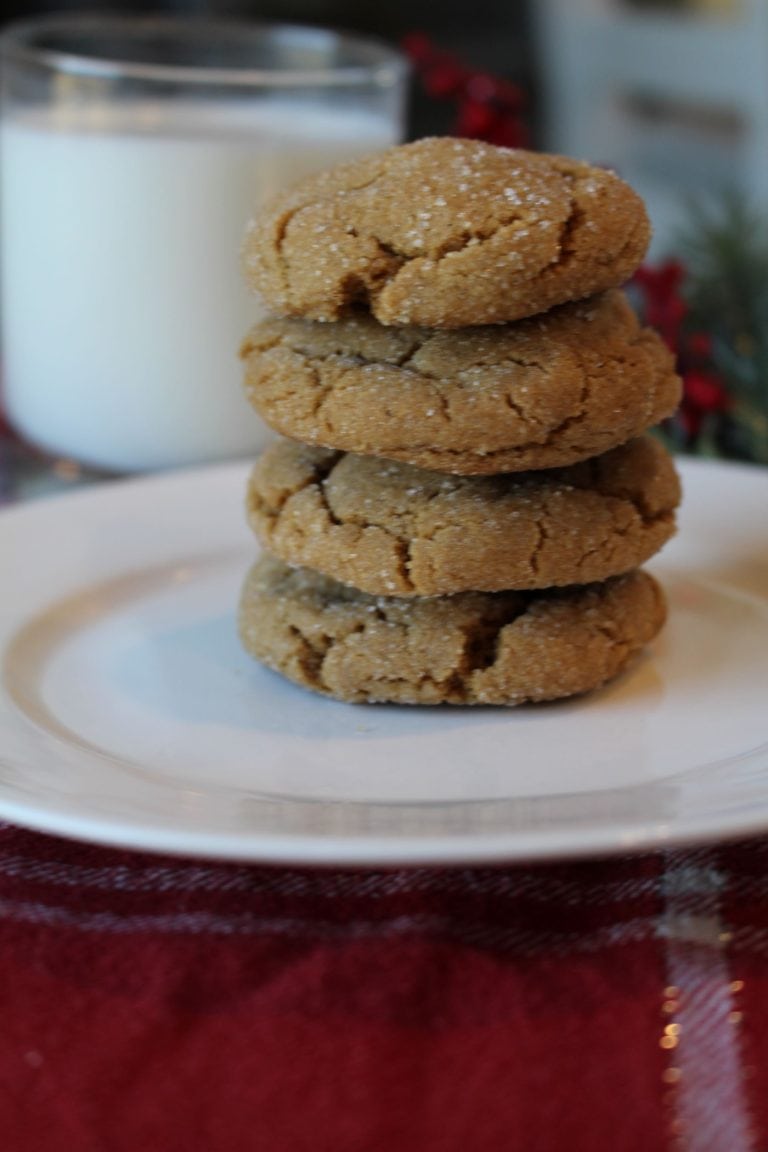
[661,849,755,1152]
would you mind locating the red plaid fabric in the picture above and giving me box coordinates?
[0,823,762,1152]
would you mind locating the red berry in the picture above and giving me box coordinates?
[488,117,528,149]
[684,371,730,411]
[465,73,500,103]
[402,33,435,65]
[425,59,468,98]
[455,100,497,138]
[686,331,713,359]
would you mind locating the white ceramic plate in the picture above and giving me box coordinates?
[0,456,767,864]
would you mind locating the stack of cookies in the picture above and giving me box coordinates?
[237,138,682,706]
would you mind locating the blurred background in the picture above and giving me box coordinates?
[2,0,764,255]
[2,0,767,477]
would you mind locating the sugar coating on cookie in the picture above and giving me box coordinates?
[241,291,681,473]
[239,558,666,705]
[241,137,651,328]
[246,435,680,597]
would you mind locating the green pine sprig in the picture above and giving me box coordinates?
[677,194,768,464]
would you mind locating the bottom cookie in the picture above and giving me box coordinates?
[239,557,666,706]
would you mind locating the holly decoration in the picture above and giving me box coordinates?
[633,196,768,464]
[631,261,732,453]
[403,33,528,149]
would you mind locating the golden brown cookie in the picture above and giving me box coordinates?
[247,435,680,596]
[241,137,650,328]
[239,557,666,705]
[241,291,681,474]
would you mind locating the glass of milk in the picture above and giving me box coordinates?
[0,15,406,472]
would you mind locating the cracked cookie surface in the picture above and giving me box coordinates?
[239,558,666,705]
[241,290,681,473]
[241,137,650,328]
[247,434,680,596]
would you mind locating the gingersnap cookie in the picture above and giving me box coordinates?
[241,137,650,328]
[241,290,681,474]
[239,557,666,705]
[247,434,679,596]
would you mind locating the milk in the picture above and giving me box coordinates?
[0,102,398,471]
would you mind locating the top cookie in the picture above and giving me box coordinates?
[242,137,650,328]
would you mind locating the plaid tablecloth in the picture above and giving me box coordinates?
[0,821,765,1152]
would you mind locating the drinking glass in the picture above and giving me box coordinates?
[0,15,407,471]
